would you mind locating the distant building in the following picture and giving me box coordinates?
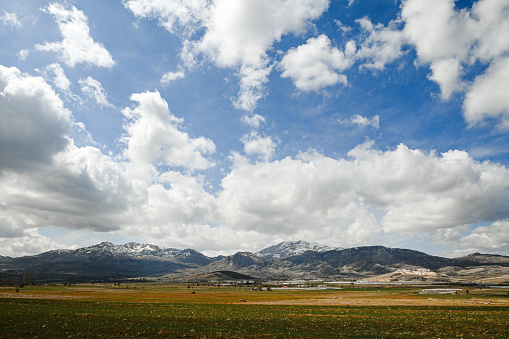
[419,289,462,294]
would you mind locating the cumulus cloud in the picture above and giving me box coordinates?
[121,220,269,256]
[356,17,405,70]
[463,57,509,128]
[122,91,216,170]
[233,64,272,111]
[279,34,355,92]
[241,132,276,161]
[35,3,115,68]
[196,0,330,110]
[0,65,227,256]
[401,0,509,124]
[125,0,330,111]
[0,65,136,236]
[340,114,380,129]
[140,171,218,227]
[0,10,22,29]
[279,16,404,91]
[0,228,73,257]
[351,143,509,232]
[9,145,134,231]
[402,0,473,63]
[215,141,509,248]
[195,0,329,68]
[2,67,509,255]
[216,152,377,246]
[0,65,71,172]
[161,70,186,84]
[79,76,114,107]
[459,220,509,252]
[427,58,465,100]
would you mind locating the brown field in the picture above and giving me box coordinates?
[2,284,508,306]
[1,284,508,338]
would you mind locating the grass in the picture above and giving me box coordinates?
[1,284,508,338]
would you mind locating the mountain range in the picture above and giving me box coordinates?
[1,241,509,283]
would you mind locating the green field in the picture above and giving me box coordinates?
[1,284,508,338]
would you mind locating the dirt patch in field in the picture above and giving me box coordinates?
[0,292,85,300]
[241,291,509,307]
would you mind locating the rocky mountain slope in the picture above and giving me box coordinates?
[0,242,212,282]
[256,240,337,259]
[1,241,508,283]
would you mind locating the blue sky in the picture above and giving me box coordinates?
[1,0,509,257]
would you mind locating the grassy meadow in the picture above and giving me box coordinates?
[1,283,508,338]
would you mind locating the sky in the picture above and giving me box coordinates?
[0,0,509,258]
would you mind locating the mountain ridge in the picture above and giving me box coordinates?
[256,240,338,259]
[1,241,508,283]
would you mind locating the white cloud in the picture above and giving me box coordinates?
[401,0,509,124]
[122,91,216,170]
[141,171,218,227]
[0,66,247,256]
[121,220,270,256]
[39,63,74,99]
[126,0,329,111]
[17,49,30,60]
[1,67,509,255]
[340,114,380,129]
[459,220,509,252]
[197,0,330,110]
[161,70,186,84]
[35,3,115,68]
[233,64,272,112]
[124,0,209,36]
[430,221,509,256]
[242,113,266,129]
[79,76,113,107]
[0,65,71,172]
[216,141,509,249]
[0,10,22,29]
[196,0,329,68]
[463,57,509,128]
[471,0,509,62]
[350,143,509,233]
[402,0,474,63]
[427,58,465,100]
[0,143,136,234]
[0,228,73,257]
[0,66,135,235]
[401,0,470,99]
[356,17,405,71]
[216,152,376,246]
[0,65,225,257]
[335,19,352,34]
[279,34,354,92]
[241,132,276,161]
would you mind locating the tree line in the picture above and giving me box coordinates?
[0,271,38,287]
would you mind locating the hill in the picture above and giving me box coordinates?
[176,271,258,283]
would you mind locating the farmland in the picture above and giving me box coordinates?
[1,284,508,338]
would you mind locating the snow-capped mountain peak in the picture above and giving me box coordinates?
[256,240,338,259]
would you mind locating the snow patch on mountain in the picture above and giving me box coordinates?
[256,240,339,259]
[44,242,201,260]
